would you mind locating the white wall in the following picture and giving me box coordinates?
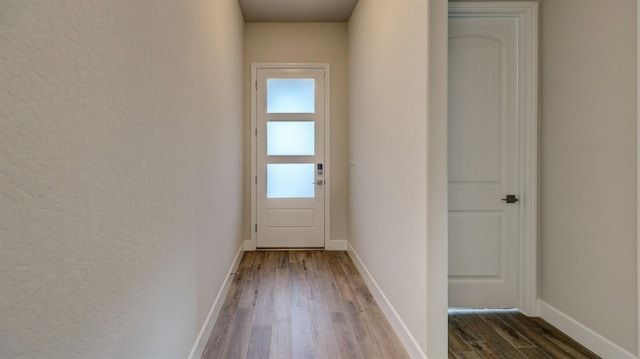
[426,1,450,357]
[348,0,429,354]
[0,0,244,357]
[243,23,349,245]
[539,0,638,354]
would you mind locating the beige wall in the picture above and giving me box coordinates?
[539,0,637,354]
[0,0,245,357]
[449,0,638,353]
[348,0,429,354]
[243,23,349,244]
[427,1,450,357]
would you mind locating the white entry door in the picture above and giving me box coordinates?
[448,15,520,308]
[255,67,326,248]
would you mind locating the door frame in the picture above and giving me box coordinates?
[636,0,640,352]
[247,63,331,251]
[448,2,538,315]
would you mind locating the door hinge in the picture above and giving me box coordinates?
[255,81,257,90]
[255,128,257,137]
[255,176,257,185]
[255,224,257,232]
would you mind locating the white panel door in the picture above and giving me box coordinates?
[448,16,520,308]
[256,68,325,248]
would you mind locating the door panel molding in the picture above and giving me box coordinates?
[448,2,538,315]
[247,63,331,250]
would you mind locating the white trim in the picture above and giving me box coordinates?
[249,63,331,250]
[347,243,427,359]
[448,2,539,316]
[538,300,638,359]
[243,239,255,251]
[250,63,258,252]
[324,239,347,251]
[636,0,640,355]
[188,244,244,359]
[324,65,332,251]
[427,0,449,357]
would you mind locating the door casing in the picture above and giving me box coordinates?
[247,63,331,251]
[448,2,538,315]
[637,0,640,353]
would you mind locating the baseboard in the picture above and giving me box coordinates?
[537,300,637,359]
[188,244,244,359]
[243,240,255,251]
[243,239,344,251]
[325,239,347,250]
[347,242,427,359]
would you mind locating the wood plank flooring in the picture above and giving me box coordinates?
[448,310,600,358]
[203,250,599,359]
[202,250,410,359]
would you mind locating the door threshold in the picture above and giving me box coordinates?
[448,308,520,314]
[255,247,326,251]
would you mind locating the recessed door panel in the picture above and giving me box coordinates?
[449,36,502,184]
[449,212,502,278]
[268,209,314,228]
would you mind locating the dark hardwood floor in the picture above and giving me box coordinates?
[202,250,409,359]
[448,310,600,358]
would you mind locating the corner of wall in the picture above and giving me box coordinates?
[188,245,245,359]
[538,300,638,359]
[426,0,450,357]
[346,243,428,359]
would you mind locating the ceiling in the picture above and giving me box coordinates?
[238,0,359,22]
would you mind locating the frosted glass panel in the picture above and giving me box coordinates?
[267,121,315,156]
[267,164,315,198]
[267,79,315,113]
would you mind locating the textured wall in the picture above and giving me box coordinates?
[539,0,637,354]
[0,0,244,358]
[348,0,429,353]
[243,23,349,246]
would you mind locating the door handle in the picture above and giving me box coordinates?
[502,194,519,204]
[313,180,324,185]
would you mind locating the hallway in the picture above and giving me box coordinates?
[202,251,601,359]
[3,1,638,357]
[202,250,409,359]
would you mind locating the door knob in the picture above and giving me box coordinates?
[502,194,519,204]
